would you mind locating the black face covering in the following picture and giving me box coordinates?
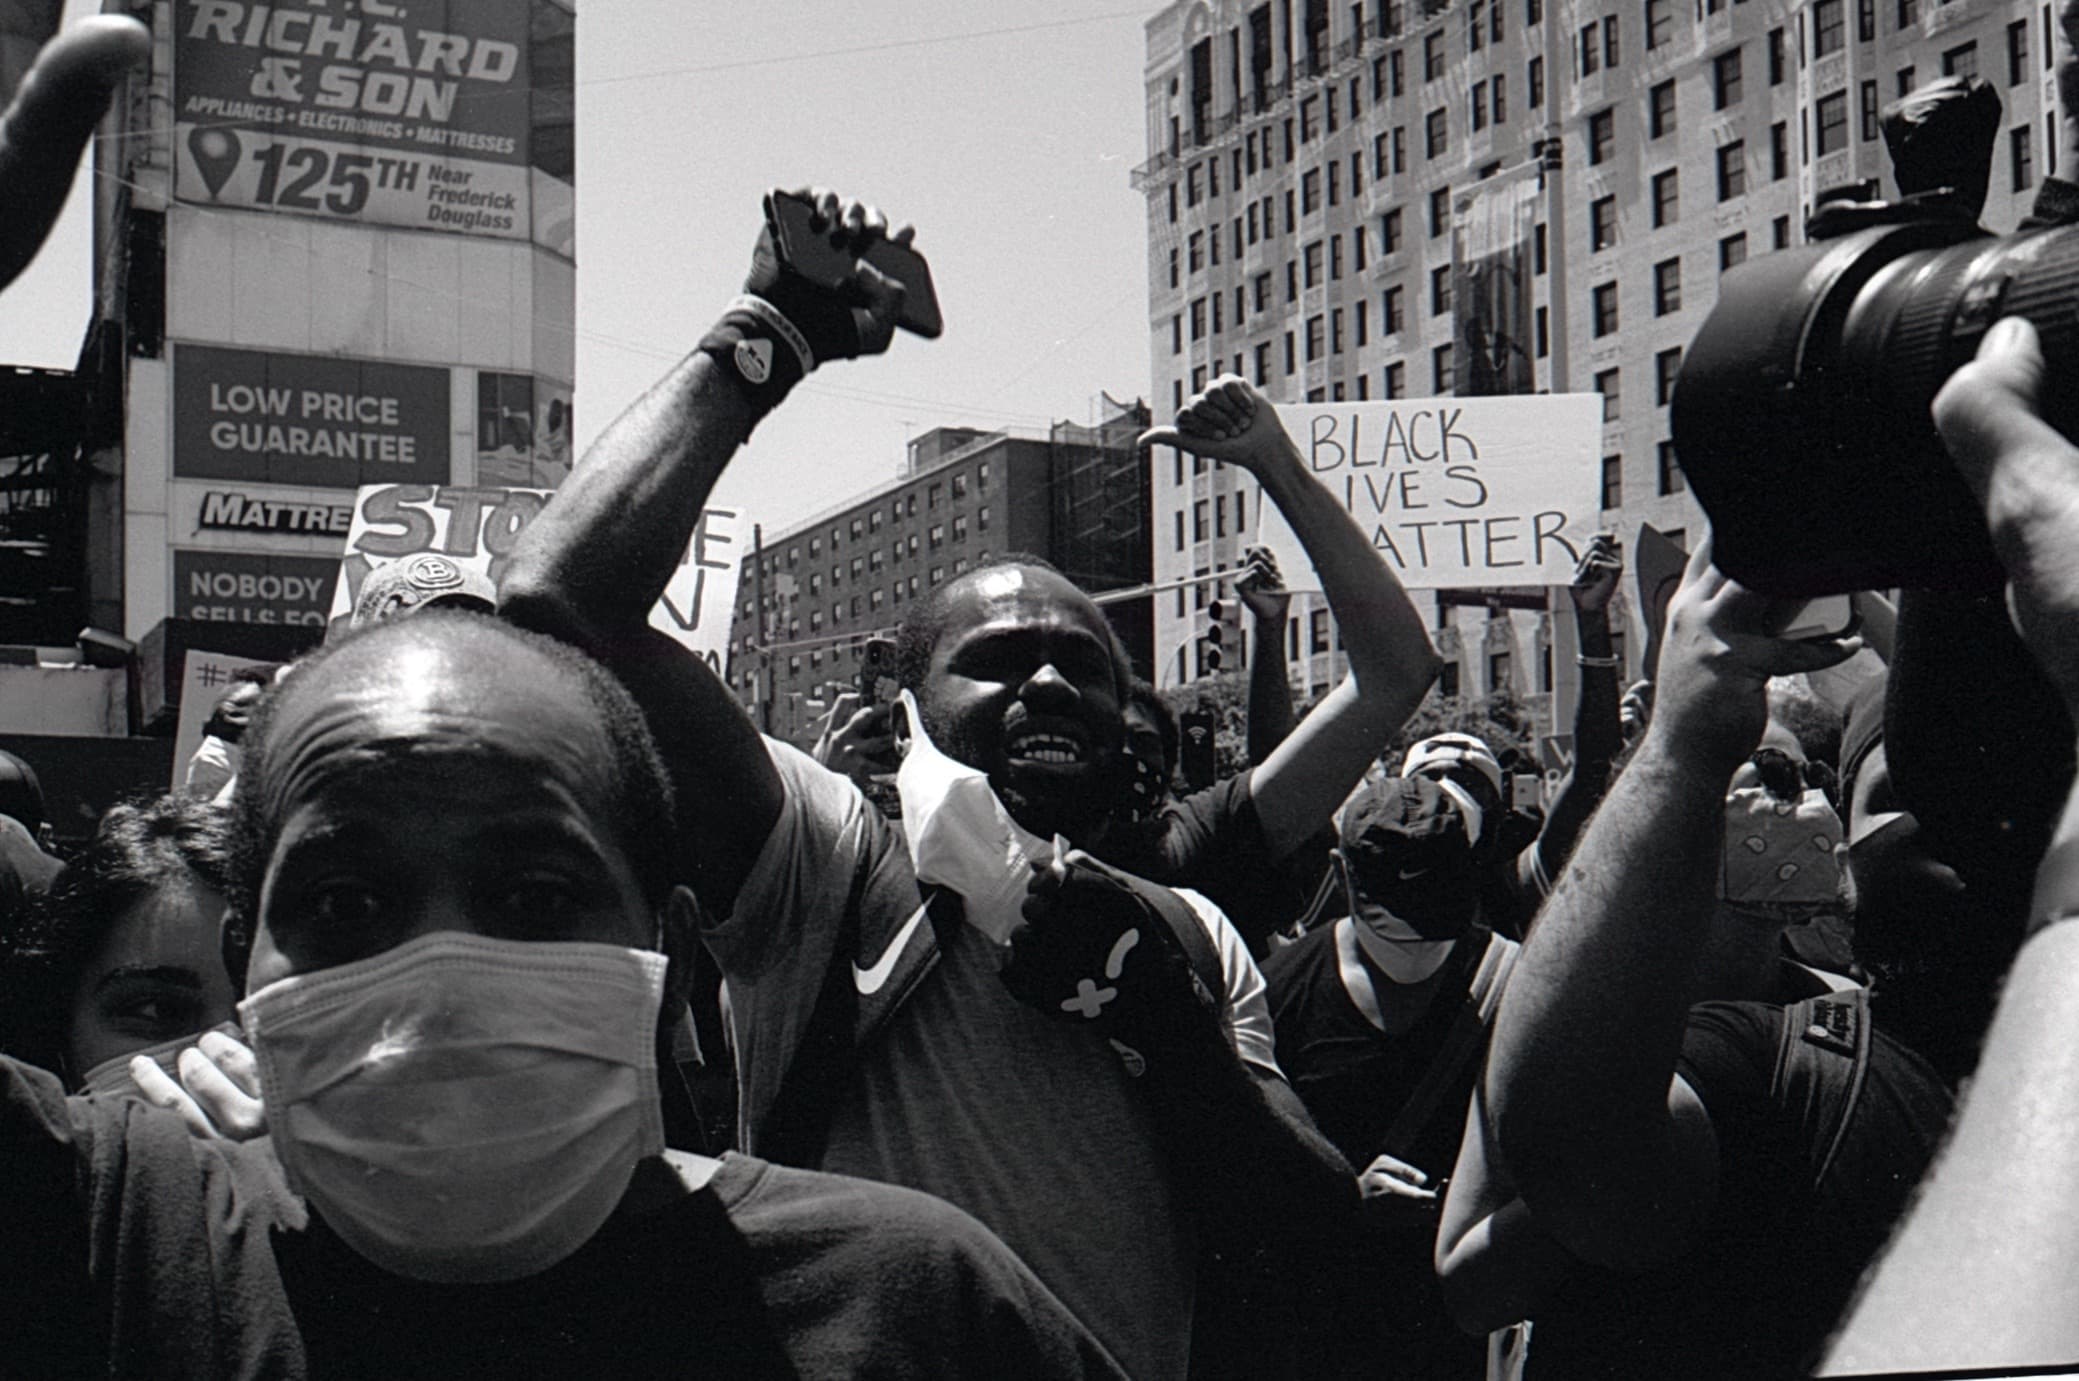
[1118,748,1168,826]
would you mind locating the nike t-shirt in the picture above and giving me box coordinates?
[712,739,1280,1381]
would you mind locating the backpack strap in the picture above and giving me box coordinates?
[1157,886,1231,1002]
[1378,930,1517,1162]
[1769,985,1874,1192]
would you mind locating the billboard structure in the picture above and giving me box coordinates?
[172,0,534,240]
[99,1,577,651]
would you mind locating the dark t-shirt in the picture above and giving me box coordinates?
[1107,770,1323,951]
[1262,924,1497,1381]
[0,1056,1125,1380]
[1525,1000,1952,1380]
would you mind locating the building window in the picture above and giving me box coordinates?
[1770,121,1789,179]
[1773,214,1792,249]
[1604,14,1621,65]
[1425,29,1445,79]
[1861,80,1880,141]
[1429,185,1451,237]
[1657,440,1686,494]
[1529,55,1544,107]
[1595,367,1622,422]
[1601,454,1623,509]
[1433,343,1454,392]
[1494,73,1508,122]
[1472,80,1489,130]
[1651,168,1679,226]
[952,514,968,541]
[1645,0,1672,49]
[1304,240,1323,287]
[1426,106,1449,157]
[1580,21,1600,74]
[1656,346,1684,405]
[2012,124,2035,191]
[1713,48,1743,108]
[1649,79,1676,137]
[1859,0,1877,42]
[1592,281,1619,336]
[1816,90,1848,156]
[1716,140,1746,200]
[1431,265,1453,316]
[1814,0,1844,55]
[1654,257,1681,315]
[1768,26,1786,84]
[1896,63,1915,97]
[1587,108,1615,164]
[2008,19,2029,84]
[1384,285,1406,333]
[1942,41,1976,80]
[1384,360,1406,398]
[1590,194,1618,250]
[1897,0,1917,26]
[1718,231,1747,271]
[1382,207,1404,253]
[977,505,989,530]
[928,523,945,548]
[1306,313,1326,360]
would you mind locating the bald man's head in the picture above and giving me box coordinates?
[219,612,675,985]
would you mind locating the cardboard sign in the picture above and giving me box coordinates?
[328,484,744,671]
[1250,395,1602,591]
[174,344,451,490]
[170,650,277,793]
[172,0,535,240]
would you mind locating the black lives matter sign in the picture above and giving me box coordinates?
[174,344,450,490]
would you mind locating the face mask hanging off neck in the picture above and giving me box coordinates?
[894,690,1062,945]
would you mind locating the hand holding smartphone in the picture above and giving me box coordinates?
[764,189,943,338]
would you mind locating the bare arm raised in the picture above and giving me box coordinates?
[1481,539,1858,1270]
[501,190,914,914]
[1142,378,1442,859]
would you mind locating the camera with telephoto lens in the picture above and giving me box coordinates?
[1671,76,2078,596]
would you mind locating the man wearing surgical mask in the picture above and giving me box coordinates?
[0,611,1126,1377]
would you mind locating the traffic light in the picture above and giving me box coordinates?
[1203,599,1241,671]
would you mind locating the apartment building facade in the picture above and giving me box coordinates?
[1139,0,2057,700]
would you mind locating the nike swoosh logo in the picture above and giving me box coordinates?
[854,899,932,995]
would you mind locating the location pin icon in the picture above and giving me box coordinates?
[188,127,241,199]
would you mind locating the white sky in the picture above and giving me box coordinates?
[0,0,1160,544]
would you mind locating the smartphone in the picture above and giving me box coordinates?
[764,190,943,339]
[1781,594,1859,640]
[857,635,900,706]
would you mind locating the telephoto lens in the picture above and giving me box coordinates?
[1673,218,2079,596]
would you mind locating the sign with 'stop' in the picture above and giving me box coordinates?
[329,484,746,671]
[174,344,450,490]
[1248,395,1603,591]
[173,0,532,240]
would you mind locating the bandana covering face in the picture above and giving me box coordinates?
[896,691,1062,944]
[1720,785,1843,907]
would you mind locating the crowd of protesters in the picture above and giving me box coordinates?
[6,11,2079,1380]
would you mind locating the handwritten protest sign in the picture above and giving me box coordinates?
[1249,395,1602,591]
[170,651,277,793]
[326,484,743,670]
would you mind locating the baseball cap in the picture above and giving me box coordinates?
[351,553,498,628]
[1338,775,1482,908]
[1400,732,1505,801]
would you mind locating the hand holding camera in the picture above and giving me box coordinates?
[1934,317,2079,711]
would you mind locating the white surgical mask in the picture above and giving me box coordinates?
[895,690,1060,944]
[240,931,668,1284]
[77,1031,192,1100]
